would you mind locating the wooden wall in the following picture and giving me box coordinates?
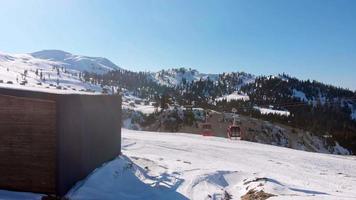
[0,94,56,194]
[56,94,121,195]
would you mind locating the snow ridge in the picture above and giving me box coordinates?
[31,50,120,74]
[0,51,107,94]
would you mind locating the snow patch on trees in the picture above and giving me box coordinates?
[215,91,250,102]
[292,89,308,101]
[150,68,219,87]
[351,110,356,120]
[254,106,290,116]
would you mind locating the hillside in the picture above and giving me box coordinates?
[0,50,119,93]
[133,110,349,155]
[111,69,356,154]
[1,49,355,154]
[150,68,220,87]
[64,129,356,200]
[113,70,356,152]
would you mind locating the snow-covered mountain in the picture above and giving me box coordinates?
[1,49,355,154]
[31,50,120,74]
[150,68,220,87]
[0,50,118,93]
[149,68,256,99]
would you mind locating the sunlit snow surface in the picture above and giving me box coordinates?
[215,92,250,102]
[67,129,356,200]
[0,51,116,94]
[254,106,291,117]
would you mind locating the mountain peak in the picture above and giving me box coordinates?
[31,50,120,73]
[31,50,72,61]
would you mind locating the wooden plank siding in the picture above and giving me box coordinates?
[0,94,56,194]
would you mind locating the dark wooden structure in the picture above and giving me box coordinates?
[0,88,121,196]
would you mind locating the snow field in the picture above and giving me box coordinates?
[68,129,356,200]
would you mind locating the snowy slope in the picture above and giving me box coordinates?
[215,92,250,102]
[254,106,291,116]
[0,51,108,93]
[150,68,256,93]
[66,129,356,200]
[150,68,218,86]
[31,50,120,74]
[122,93,159,115]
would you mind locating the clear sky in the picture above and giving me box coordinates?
[0,0,355,90]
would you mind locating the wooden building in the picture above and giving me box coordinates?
[0,87,121,196]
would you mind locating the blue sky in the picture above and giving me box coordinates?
[0,0,355,90]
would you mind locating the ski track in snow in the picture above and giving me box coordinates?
[66,129,356,200]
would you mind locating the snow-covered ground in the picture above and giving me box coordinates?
[254,106,291,117]
[215,92,250,102]
[66,129,356,200]
[123,104,158,115]
[121,92,159,115]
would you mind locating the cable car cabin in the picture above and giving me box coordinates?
[201,123,214,136]
[227,125,241,139]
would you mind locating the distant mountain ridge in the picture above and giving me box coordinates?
[0,49,355,122]
[31,50,121,74]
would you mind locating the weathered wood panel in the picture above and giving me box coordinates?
[0,94,56,194]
